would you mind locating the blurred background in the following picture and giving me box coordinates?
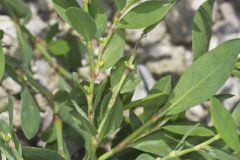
[0,0,239,147]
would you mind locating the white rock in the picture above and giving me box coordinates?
[2,77,21,94]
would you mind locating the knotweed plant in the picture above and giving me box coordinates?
[0,0,240,160]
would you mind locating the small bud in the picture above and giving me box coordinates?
[5,133,12,142]
[124,61,135,70]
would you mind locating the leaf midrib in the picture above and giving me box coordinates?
[167,53,234,114]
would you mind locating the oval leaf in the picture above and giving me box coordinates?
[192,0,215,61]
[89,0,107,35]
[113,0,127,10]
[166,39,240,115]
[65,7,97,42]
[16,25,33,66]
[102,29,126,69]
[0,42,5,81]
[52,0,80,23]
[48,39,70,56]
[120,72,141,94]
[210,97,240,152]
[118,1,175,29]
[21,87,40,139]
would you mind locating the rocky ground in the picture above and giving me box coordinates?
[0,0,240,135]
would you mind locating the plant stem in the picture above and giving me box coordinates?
[98,111,163,160]
[54,113,65,158]
[0,132,23,160]
[98,56,135,139]
[35,42,73,81]
[96,0,139,74]
[6,58,66,159]
[83,0,89,12]
[86,41,95,122]
[5,60,52,101]
[159,135,220,160]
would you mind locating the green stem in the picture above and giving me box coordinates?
[35,42,73,81]
[160,135,220,160]
[54,113,65,158]
[83,0,89,12]
[96,0,139,73]
[98,56,135,139]
[86,42,95,122]
[99,109,167,160]
[0,132,23,160]
[5,60,52,101]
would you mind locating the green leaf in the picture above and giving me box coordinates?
[46,23,59,43]
[53,90,69,103]
[124,92,168,110]
[22,147,64,160]
[210,97,240,152]
[0,0,31,20]
[102,29,126,69]
[41,128,57,143]
[118,1,175,29]
[72,100,98,136]
[93,79,108,110]
[163,124,215,137]
[54,36,86,68]
[135,154,154,160]
[150,75,172,94]
[206,148,239,160]
[232,69,240,78]
[142,23,159,36]
[192,0,214,61]
[0,42,5,81]
[132,131,176,156]
[52,0,80,23]
[98,93,112,121]
[121,72,141,93]
[16,25,32,66]
[65,7,97,42]
[98,96,123,140]
[214,93,235,101]
[0,30,4,40]
[113,0,127,10]
[0,140,14,160]
[166,39,240,115]
[0,120,10,134]
[48,40,70,56]
[232,103,240,127]
[110,58,126,87]
[89,0,107,35]
[143,93,169,121]
[7,94,14,131]
[129,111,142,130]
[21,86,40,139]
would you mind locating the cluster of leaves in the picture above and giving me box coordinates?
[0,0,240,160]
